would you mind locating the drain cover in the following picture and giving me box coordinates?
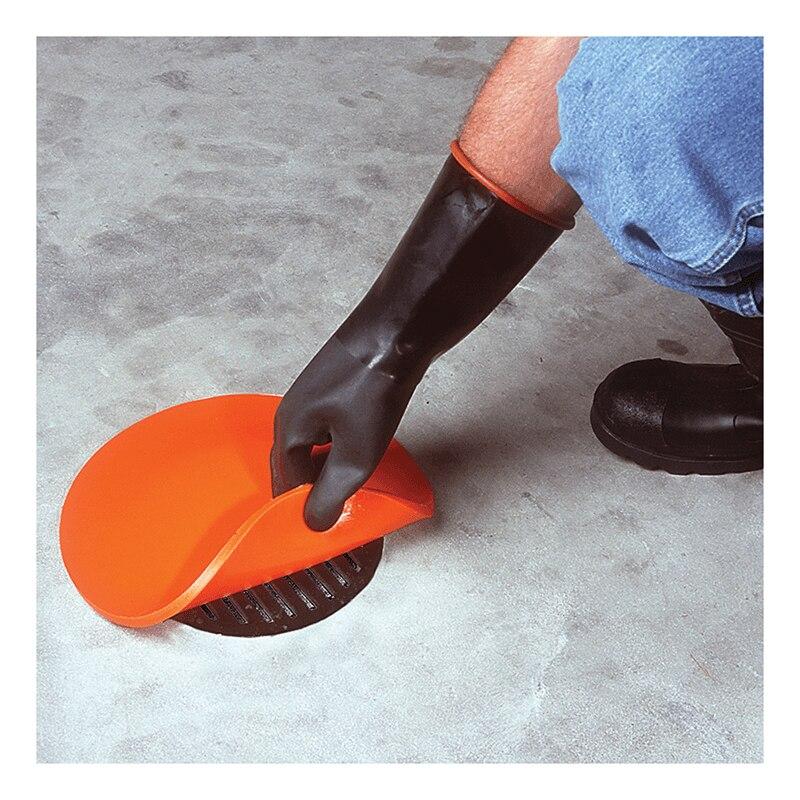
[172,539,383,637]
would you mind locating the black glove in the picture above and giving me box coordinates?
[271,336,417,530]
[271,147,570,530]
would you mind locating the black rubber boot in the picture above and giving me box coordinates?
[590,302,763,475]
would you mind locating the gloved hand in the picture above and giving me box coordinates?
[270,336,417,531]
[271,143,571,530]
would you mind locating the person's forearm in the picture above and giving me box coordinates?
[273,38,584,529]
[335,37,584,383]
[459,36,583,221]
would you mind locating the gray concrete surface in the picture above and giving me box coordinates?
[37,37,762,762]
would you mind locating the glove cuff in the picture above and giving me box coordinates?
[449,140,575,231]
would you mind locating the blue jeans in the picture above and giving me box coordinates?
[551,37,763,317]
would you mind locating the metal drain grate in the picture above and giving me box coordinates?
[172,539,383,637]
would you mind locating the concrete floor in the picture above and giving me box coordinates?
[37,37,762,762]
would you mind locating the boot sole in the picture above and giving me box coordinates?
[590,405,762,475]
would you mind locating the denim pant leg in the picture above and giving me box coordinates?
[551,37,763,317]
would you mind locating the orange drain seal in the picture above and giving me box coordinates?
[60,394,433,629]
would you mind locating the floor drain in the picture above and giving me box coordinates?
[172,539,383,637]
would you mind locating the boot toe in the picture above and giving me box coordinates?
[593,359,671,450]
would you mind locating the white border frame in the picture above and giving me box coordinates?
[11,1,797,793]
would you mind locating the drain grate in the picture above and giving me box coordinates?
[172,539,383,637]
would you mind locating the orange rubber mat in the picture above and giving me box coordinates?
[59,394,434,628]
